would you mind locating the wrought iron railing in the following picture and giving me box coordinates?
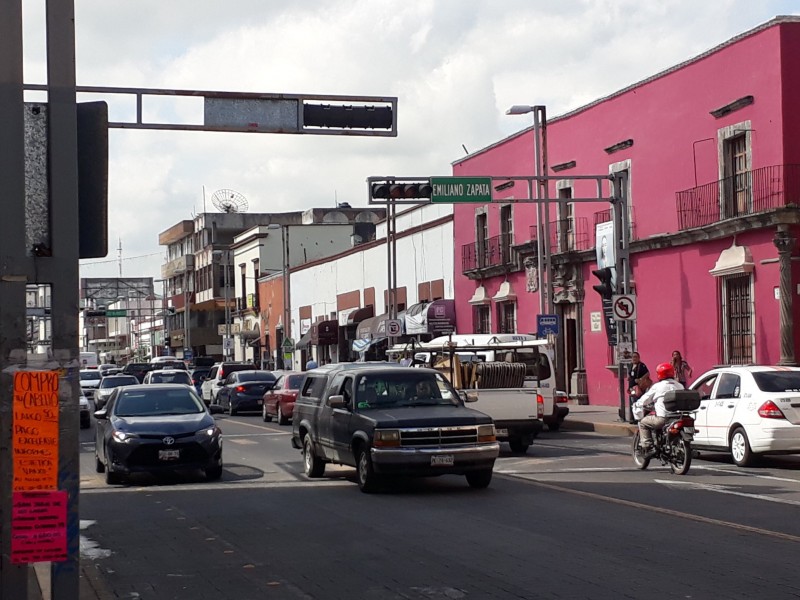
[676,164,800,230]
[461,233,513,272]
[548,217,590,253]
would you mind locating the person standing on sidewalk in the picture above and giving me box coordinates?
[671,350,693,387]
[627,352,649,424]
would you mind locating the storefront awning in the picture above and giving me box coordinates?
[405,299,456,336]
[352,337,388,353]
[357,313,391,339]
[342,306,373,326]
[295,330,312,350]
[311,319,339,345]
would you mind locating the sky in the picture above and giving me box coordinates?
[19,0,800,280]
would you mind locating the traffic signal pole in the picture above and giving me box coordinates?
[611,172,633,421]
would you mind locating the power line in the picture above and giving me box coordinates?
[79,251,163,267]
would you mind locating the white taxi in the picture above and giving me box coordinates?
[689,365,800,466]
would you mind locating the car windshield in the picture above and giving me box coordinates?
[236,371,275,382]
[80,371,101,381]
[149,372,192,385]
[354,372,459,409]
[100,376,138,388]
[752,371,800,393]
[113,389,205,417]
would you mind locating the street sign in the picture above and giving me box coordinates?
[590,311,602,332]
[223,337,234,350]
[612,295,637,321]
[616,341,633,362]
[430,176,492,203]
[184,348,193,360]
[536,314,560,337]
[281,337,295,350]
[386,319,402,336]
[106,309,126,317]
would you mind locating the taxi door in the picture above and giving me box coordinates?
[704,372,742,447]
[691,373,719,446]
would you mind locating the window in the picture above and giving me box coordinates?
[715,373,741,400]
[474,305,490,334]
[557,188,574,252]
[500,205,513,264]
[694,374,718,400]
[723,134,750,217]
[721,274,753,364]
[497,303,516,334]
[476,212,488,268]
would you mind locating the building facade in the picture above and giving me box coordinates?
[452,17,800,406]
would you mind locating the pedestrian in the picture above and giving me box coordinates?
[627,352,649,424]
[305,358,318,371]
[671,350,693,387]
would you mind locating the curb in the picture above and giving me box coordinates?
[562,419,637,437]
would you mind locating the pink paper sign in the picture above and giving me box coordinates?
[11,490,68,564]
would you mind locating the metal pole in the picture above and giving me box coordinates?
[185,271,191,361]
[283,227,291,365]
[225,249,231,358]
[531,121,545,316]
[539,106,554,316]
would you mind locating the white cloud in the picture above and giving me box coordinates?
[17,0,797,277]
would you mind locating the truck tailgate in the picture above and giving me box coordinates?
[472,388,541,422]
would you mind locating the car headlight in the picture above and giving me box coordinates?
[477,424,496,442]
[373,429,401,447]
[112,430,137,442]
[197,426,218,437]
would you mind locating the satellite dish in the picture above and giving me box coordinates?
[211,189,249,213]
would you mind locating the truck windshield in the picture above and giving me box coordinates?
[355,372,459,409]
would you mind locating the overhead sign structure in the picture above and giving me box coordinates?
[106,309,126,318]
[612,295,637,321]
[536,314,560,337]
[430,177,492,204]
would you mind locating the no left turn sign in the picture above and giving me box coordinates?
[612,294,637,321]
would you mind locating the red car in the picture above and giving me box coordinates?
[262,372,306,425]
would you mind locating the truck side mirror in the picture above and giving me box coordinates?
[328,395,347,409]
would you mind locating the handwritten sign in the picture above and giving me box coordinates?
[11,490,68,564]
[13,371,59,491]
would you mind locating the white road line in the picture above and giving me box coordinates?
[80,479,352,494]
[654,478,800,506]
[497,466,633,474]
[692,465,800,484]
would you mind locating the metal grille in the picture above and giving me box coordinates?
[473,305,490,334]
[498,302,516,334]
[400,426,479,447]
[723,274,753,364]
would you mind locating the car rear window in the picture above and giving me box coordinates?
[100,376,138,388]
[220,363,256,378]
[300,375,327,403]
[752,371,800,393]
[236,371,275,382]
[286,374,305,390]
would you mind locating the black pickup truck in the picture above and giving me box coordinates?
[291,364,500,492]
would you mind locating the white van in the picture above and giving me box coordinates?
[80,351,99,369]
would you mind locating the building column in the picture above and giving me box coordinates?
[773,229,796,366]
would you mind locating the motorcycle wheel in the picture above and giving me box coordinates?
[632,431,650,470]
[669,438,692,475]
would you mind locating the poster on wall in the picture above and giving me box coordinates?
[13,371,59,491]
[11,490,68,564]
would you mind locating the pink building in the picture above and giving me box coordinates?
[451,16,800,408]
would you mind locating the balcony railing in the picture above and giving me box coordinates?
[548,217,590,253]
[676,164,800,230]
[461,233,513,272]
[592,207,637,241]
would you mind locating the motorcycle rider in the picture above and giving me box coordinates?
[633,362,684,458]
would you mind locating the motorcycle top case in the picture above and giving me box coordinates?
[663,390,702,412]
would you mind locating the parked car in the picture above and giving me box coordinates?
[121,362,154,383]
[216,370,277,416]
[93,384,223,484]
[263,372,305,425]
[94,374,140,409]
[80,391,91,429]
[79,369,103,400]
[142,369,193,386]
[98,363,119,376]
[201,362,257,404]
[149,360,188,371]
[689,365,800,466]
[291,365,499,492]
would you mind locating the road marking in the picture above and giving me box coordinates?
[223,432,291,438]
[500,474,800,544]
[228,439,258,445]
[221,419,289,432]
[654,478,800,506]
[80,478,352,494]
[692,465,800,484]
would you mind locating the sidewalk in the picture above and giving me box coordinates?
[560,402,638,437]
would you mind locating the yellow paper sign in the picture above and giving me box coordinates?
[13,371,59,491]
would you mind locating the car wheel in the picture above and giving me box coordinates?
[303,436,325,478]
[632,431,650,470]
[730,427,757,467]
[228,401,237,417]
[465,469,493,489]
[80,418,90,430]
[356,447,380,493]
[508,438,530,454]
[95,452,105,473]
[277,403,289,426]
[205,456,223,481]
[548,420,561,432]
[262,404,272,422]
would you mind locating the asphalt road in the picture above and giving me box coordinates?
[77,413,800,599]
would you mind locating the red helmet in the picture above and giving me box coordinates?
[656,362,675,381]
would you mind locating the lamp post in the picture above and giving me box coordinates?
[506,104,552,315]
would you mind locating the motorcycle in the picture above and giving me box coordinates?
[631,390,701,476]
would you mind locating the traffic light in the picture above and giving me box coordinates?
[164,336,171,348]
[592,267,615,299]
[77,101,109,259]
[369,179,432,202]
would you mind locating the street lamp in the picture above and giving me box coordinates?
[506,104,553,315]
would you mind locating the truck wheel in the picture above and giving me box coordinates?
[508,438,530,454]
[466,469,493,489]
[356,447,380,493]
[303,436,325,478]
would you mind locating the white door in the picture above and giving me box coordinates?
[691,373,720,446]
[704,372,742,447]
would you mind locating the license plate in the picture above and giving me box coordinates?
[431,455,454,467]
[158,449,180,461]
[257,399,263,405]
[495,428,508,437]
[684,427,695,434]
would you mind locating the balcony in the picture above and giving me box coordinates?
[676,164,800,230]
[548,217,590,253]
[161,254,194,279]
[462,233,514,274]
[592,208,637,241]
